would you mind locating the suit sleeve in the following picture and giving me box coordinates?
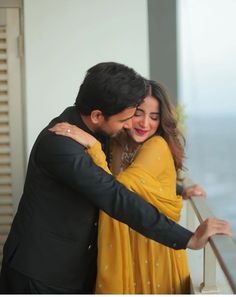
[37,133,193,249]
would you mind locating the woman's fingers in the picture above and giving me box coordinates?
[182,184,207,198]
[49,122,75,135]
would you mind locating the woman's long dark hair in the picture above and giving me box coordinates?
[147,80,185,171]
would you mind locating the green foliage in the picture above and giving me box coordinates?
[175,103,187,135]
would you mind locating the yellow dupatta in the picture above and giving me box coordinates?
[87,136,189,294]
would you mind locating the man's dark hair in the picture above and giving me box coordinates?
[75,62,147,116]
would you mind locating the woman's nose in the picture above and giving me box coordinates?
[139,116,149,128]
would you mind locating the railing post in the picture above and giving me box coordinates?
[200,242,219,293]
[186,199,196,231]
[186,197,236,293]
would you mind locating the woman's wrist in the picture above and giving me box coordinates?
[87,140,101,152]
[86,137,97,149]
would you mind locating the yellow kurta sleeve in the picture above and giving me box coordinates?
[87,141,111,174]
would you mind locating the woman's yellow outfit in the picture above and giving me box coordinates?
[87,136,190,294]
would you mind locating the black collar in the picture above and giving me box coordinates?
[57,106,109,145]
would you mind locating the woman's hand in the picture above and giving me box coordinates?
[182,184,207,199]
[49,122,97,148]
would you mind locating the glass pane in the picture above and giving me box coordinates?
[178,0,236,236]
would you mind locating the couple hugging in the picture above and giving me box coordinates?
[0,62,231,294]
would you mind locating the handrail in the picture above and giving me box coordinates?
[189,196,236,293]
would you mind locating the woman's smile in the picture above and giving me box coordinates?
[134,128,149,136]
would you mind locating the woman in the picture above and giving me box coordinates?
[50,80,191,293]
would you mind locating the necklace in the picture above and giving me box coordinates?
[120,143,140,171]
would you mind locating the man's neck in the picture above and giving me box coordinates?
[80,114,109,148]
[80,114,96,133]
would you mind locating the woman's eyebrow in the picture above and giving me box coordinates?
[136,107,144,112]
[136,108,160,115]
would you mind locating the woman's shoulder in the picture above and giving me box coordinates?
[143,135,168,150]
[137,136,170,159]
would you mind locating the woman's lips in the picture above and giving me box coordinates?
[134,128,148,136]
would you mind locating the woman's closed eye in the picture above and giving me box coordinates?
[134,110,143,117]
[150,113,160,121]
[134,111,160,121]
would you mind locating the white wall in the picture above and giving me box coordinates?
[23,0,149,155]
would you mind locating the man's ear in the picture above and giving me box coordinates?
[90,110,104,124]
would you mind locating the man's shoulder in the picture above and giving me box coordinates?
[37,131,85,157]
[47,106,80,128]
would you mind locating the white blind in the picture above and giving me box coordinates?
[0,25,14,264]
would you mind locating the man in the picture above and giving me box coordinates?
[0,62,231,294]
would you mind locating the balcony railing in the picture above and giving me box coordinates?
[183,196,236,294]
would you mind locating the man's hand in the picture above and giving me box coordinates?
[187,217,232,250]
[182,184,206,199]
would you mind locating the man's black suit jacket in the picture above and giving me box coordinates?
[2,106,192,292]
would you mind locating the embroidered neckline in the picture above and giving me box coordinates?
[120,143,140,171]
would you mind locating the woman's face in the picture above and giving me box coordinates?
[127,96,160,143]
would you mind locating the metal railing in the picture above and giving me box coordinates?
[187,196,236,294]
